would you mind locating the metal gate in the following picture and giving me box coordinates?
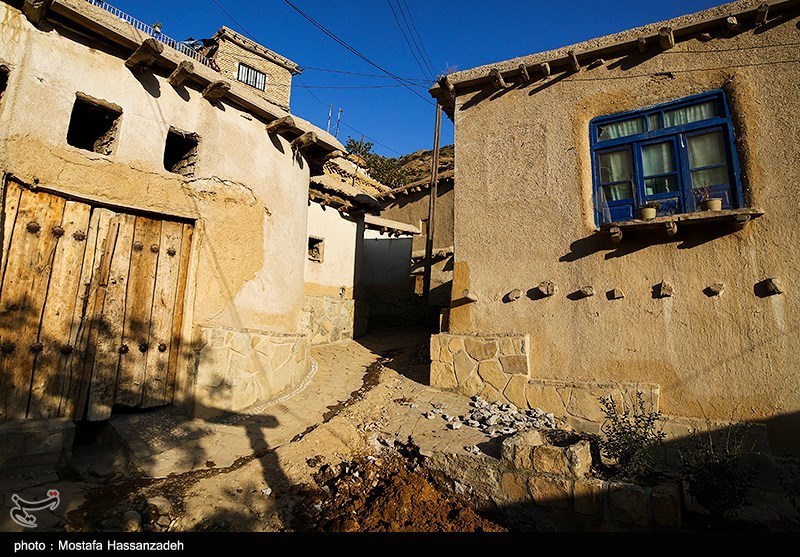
[0,176,193,421]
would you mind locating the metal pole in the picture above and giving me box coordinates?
[422,103,442,311]
[335,108,343,138]
[326,103,333,133]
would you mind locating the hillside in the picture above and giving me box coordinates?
[394,144,454,185]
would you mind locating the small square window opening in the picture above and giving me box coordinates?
[308,236,324,263]
[66,93,122,155]
[164,127,199,177]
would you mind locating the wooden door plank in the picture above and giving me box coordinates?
[1,178,23,288]
[141,220,182,408]
[27,200,92,418]
[116,216,161,408]
[85,213,135,421]
[165,223,193,404]
[0,188,66,419]
[64,208,114,420]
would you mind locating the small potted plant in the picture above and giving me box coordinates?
[696,184,722,211]
[636,200,660,220]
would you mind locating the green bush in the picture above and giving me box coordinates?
[597,391,666,485]
[679,422,756,522]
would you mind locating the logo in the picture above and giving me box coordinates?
[9,489,60,528]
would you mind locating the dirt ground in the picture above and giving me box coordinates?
[60,331,510,534]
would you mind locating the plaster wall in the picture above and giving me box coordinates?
[0,4,314,415]
[303,201,357,344]
[447,7,800,454]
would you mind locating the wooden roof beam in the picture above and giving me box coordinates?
[292,131,318,150]
[23,0,51,25]
[202,80,230,103]
[568,50,580,72]
[659,26,675,49]
[540,62,551,77]
[489,68,507,89]
[167,60,194,87]
[518,64,530,82]
[756,3,769,25]
[265,115,296,135]
[125,38,164,74]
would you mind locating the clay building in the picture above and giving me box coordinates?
[0,0,346,470]
[428,0,800,458]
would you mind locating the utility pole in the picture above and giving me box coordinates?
[422,103,442,323]
[326,104,333,133]
[335,108,343,139]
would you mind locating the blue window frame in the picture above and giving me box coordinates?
[590,90,744,226]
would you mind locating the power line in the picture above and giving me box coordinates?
[301,66,429,82]
[399,0,437,78]
[208,0,256,40]
[283,0,435,106]
[387,0,433,83]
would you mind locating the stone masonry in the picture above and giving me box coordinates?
[303,295,355,346]
[194,325,310,417]
[430,333,660,434]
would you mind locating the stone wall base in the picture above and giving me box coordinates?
[303,295,354,345]
[194,326,310,418]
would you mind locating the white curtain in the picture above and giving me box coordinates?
[664,101,716,127]
[642,142,675,176]
[598,118,644,141]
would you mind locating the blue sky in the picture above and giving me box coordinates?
[107,0,728,157]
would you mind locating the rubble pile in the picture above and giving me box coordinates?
[423,396,557,437]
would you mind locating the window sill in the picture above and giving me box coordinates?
[599,208,764,243]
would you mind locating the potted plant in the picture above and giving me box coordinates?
[636,200,660,220]
[696,184,722,211]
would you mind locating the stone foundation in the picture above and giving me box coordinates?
[194,326,310,417]
[430,333,659,433]
[303,295,354,345]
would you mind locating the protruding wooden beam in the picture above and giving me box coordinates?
[324,149,345,160]
[608,226,623,243]
[588,59,604,69]
[489,68,507,89]
[540,62,551,78]
[264,115,296,135]
[665,221,678,236]
[438,75,455,96]
[734,213,751,228]
[291,131,318,150]
[568,50,580,72]
[167,60,194,86]
[125,38,164,73]
[519,64,530,82]
[637,37,648,54]
[23,0,50,25]
[755,3,769,26]
[462,289,478,303]
[726,16,740,31]
[659,27,675,49]
[202,80,230,103]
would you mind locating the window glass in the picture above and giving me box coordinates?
[692,167,729,189]
[688,131,726,168]
[664,101,718,127]
[597,117,644,141]
[599,150,633,201]
[647,113,662,131]
[642,142,675,175]
[645,176,679,195]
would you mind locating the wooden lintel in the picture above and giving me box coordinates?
[726,16,740,31]
[489,68,507,89]
[568,50,580,72]
[659,27,675,49]
[202,80,230,103]
[637,37,648,54]
[540,62,551,77]
[23,0,50,25]
[756,3,769,26]
[664,221,678,236]
[167,60,194,87]
[264,115,296,135]
[291,131,318,150]
[519,64,530,82]
[125,38,164,74]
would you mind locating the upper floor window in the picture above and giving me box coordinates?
[591,90,743,225]
[237,63,267,91]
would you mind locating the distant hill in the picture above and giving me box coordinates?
[393,144,454,185]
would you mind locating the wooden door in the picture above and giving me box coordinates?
[0,176,193,421]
